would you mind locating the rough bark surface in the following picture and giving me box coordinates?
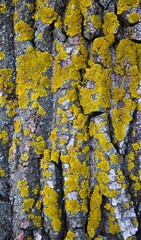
[0,0,141,239]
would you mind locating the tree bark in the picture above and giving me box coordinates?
[0,0,141,239]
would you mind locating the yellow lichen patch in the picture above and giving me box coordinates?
[65,230,75,240]
[34,3,57,24]
[98,172,109,184]
[112,87,126,104]
[128,12,140,24]
[0,168,5,177]
[132,143,139,151]
[26,3,34,11]
[40,149,50,170]
[51,149,59,163]
[117,0,140,15]
[16,46,52,110]
[31,136,46,155]
[17,179,29,197]
[65,175,79,193]
[22,198,35,212]
[52,39,87,92]
[6,100,17,118]
[14,119,21,133]
[129,65,140,99]
[103,12,119,35]
[91,34,114,67]
[12,0,18,5]
[0,3,7,13]
[15,20,34,41]
[88,15,102,29]
[21,152,28,161]
[32,185,40,195]
[0,52,5,60]
[108,214,120,234]
[33,215,42,227]
[80,63,111,114]
[24,128,30,136]
[110,154,118,165]
[112,99,136,141]
[66,199,80,214]
[42,185,62,231]
[0,68,13,92]
[35,200,42,210]
[87,185,102,238]
[0,130,8,144]
[64,0,82,36]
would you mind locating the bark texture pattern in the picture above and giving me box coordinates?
[0,0,141,239]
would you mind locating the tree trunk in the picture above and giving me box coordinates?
[0,0,141,239]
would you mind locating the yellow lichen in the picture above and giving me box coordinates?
[15,20,34,41]
[103,12,119,35]
[117,0,140,15]
[66,200,80,214]
[128,12,140,24]
[24,128,30,136]
[0,3,7,13]
[16,47,52,110]
[87,185,102,238]
[0,168,5,177]
[64,0,82,37]
[14,119,21,133]
[26,3,34,11]
[31,136,46,155]
[0,52,5,60]
[21,152,28,161]
[34,6,57,24]
[65,231,75,240]
[0,130,8,144]
[42,185,62,231]
[22,198,35,212]
[33,215,42,227]
[17,179,29,197]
